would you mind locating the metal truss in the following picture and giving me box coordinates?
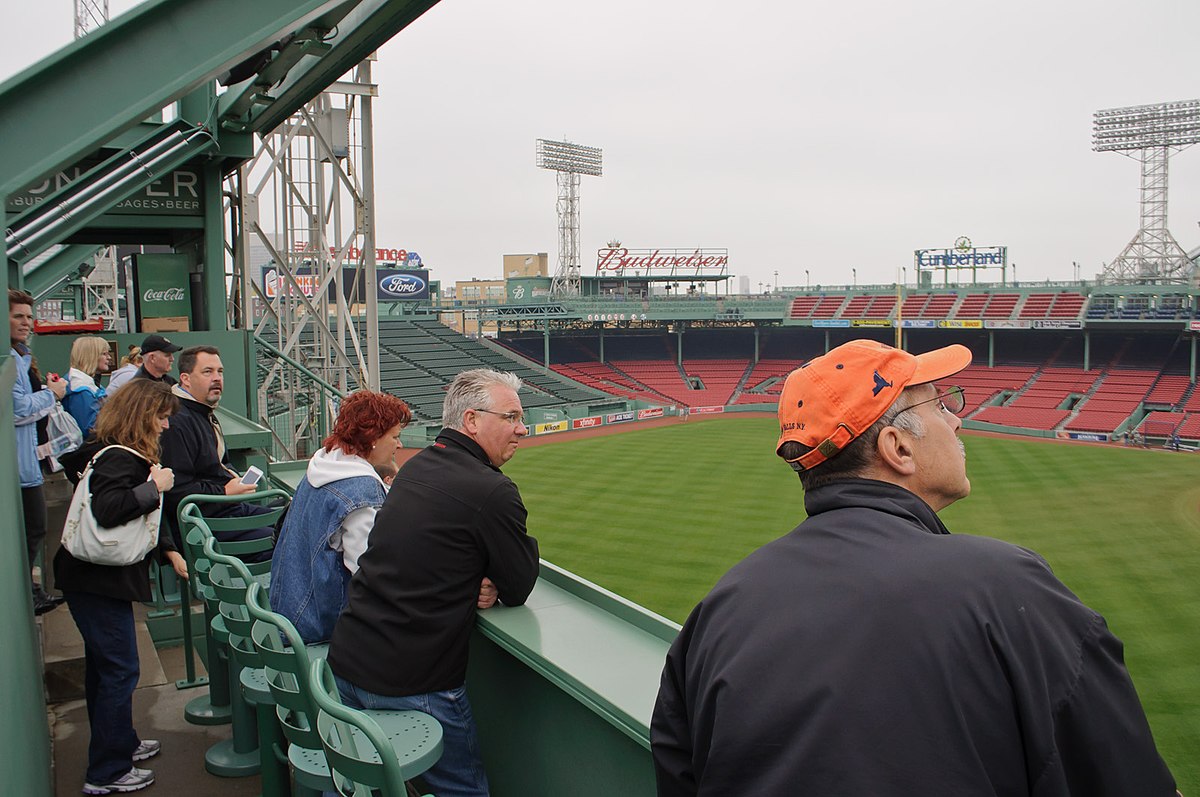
[229,60,382,459]
[551,171,582,297]
[1102,146,1193,284]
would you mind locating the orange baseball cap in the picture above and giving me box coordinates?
[776,339,972,470]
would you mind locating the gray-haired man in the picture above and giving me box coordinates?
[328,369,540,797]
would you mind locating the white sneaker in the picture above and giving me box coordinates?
[132,740,161,762]
[82,766,155,794]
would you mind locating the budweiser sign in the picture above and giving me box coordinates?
[143,287,186,303]
[596,247,729,274]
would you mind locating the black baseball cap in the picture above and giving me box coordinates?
[141,334,182,355]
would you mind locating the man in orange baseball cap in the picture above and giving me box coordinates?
[652,339,1177,797]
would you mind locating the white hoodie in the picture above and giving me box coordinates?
[306,446,387,574]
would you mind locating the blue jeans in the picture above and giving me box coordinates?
[335,676,489,797]
[65,591,141,785]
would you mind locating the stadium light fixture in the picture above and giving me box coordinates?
[1093,99,1200,284]
[536,138,604,297]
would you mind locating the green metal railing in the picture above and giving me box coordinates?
[253,335,346,462]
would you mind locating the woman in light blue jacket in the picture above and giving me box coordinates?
[10,288,67,614]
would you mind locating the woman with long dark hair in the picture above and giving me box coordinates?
[53,379,187,795]
[270,390,411,643]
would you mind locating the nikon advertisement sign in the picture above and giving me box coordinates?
[133,253,191,322]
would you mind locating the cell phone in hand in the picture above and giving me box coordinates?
[240,465,264,486]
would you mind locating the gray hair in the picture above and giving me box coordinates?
[442,369,523,430]
[781,385,926,491]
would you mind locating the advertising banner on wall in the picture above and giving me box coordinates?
[899,319,937,328]
[571,416,603,430]
[985,320,1032,329]
[691,406,726,415]
[133,254,191,319]
[1032,319,1082,330]
[638,408,665,420]
[606,411,635,424]
[8,158,204,217]
[1057,431,1108,442]
[938,319,983,329]
[812,319,850,328]
[376,269,430,302]
[534,421,569,435]
[851,319,892,328]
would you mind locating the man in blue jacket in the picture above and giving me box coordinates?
[652,339,1178,797]
[9,289,67,614]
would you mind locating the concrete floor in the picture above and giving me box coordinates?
[44,602,262,797]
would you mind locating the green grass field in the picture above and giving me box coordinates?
[505,416,1200,792]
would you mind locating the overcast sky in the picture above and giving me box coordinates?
[4,0,1200,292]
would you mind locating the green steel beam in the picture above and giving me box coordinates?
[5,120,215,267]
[23,244,103,299]
[0,0,360,196]
[217,0,440,134]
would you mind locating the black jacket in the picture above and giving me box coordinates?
[133,365,177,386]
[329,428,540,695]
[651,479,1176,797]
[159,389,236,531]
[53,441,177,603]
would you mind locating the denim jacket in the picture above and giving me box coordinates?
[270,459,386,644]
[12,345,56,487]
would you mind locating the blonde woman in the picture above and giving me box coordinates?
[106,345,142,395]
[64,336,112,437]
[53,379,186,795]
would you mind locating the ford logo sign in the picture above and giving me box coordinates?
[379,273,426,298]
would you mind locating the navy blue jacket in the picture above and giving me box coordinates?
[652,479,1176,797]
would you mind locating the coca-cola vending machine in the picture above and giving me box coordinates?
[132,253,191,332]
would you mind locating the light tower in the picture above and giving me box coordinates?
[536,139,602,296]
[1093,99,1200,284]
[74,0,121,329]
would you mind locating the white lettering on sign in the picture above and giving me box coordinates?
[143,288,186,303]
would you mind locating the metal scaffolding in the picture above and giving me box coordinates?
[230,57,382,459]
[1094,99,1200,285]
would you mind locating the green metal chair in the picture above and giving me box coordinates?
[180,517,258,777]
[176,491,286,718]
[245,583,443,797]
[311,658,443,797]
[206,538,289,796]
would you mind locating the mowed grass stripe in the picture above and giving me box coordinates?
[505,416,1200,792]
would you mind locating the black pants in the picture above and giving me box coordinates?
[21,484,47,586]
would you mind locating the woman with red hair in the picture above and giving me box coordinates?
[270,390,411,643]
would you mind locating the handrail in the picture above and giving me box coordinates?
[254,334,346,398]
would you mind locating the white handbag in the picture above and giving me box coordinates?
[60,445,162,566]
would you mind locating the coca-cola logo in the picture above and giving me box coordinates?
[379,273,426,298]
[143,287,186,303]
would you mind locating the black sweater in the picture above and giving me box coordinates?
[53,442,177,603]
[652,479,1176,797]
[159,390,235,531]
[329,429,540,695]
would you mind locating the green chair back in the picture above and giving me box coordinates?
[310,659,409,797]
[178,490,288,576]
[246,582,324,751]
[205,537,261,670]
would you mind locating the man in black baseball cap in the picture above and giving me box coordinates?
[133,334,181,386]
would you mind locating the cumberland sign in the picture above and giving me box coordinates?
[915,245,1006,270]
[596,247,728,275]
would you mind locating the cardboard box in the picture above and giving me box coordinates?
[141,316,190,333]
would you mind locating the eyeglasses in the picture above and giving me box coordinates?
[889,385,966,420]
[473,408,525,426]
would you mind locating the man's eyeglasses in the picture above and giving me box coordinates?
[889,385,966,420]
[473,408,525,426]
